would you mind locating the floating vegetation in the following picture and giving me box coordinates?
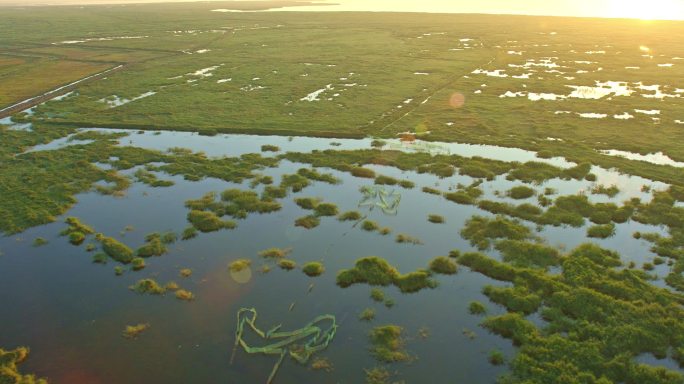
[369,325,409,363]
[468,301,487,315]
[462,328,477,340]
[295,197,319,210]
[337,256,437,293]
[129,278,165,295]
[370,288,385,302]
[220,189,282,218]
[495,240,560,269]
[136,233,167,257]
[281,173,311,192]
[96,233,134,263]
[232,308,338,384]
[278,259,296,270]
[461,215,531,250]
[295,215,320,229]
[591,184,621,197]
[134,168,174,187]
[314,203,339,217]
[378,227,392,236]
[259,248,291,259]
[422,186,441,195]
[0,347,47,384]
[180,268,192,278]
[365,366,392,384]
[375,175,400,186]
[85,243,96,252]
[161,231,177,244]
[302,262,325,277]
[131,257,146,271]
[263,186,287,200]
[482,285,541,315]
[230,259,253,271]
[444,191,475,205]
[297,168,340,185]
[488,349,505,365]
[338,210,362,221]
[261,145,280,152]
[165,281,180,291]
[428,256,458,275]
[114,266,124,276]
[337,257,402,287]
[61,216,95,245]
[359,308,376,322]
[587,223,616,239]
[250,175,274,188]
[310,357,334,372]
[427,214,445,224]
[62,217,95,237]
[69,232,86,245]
[175,289,194,301]
[122,323,150,339]
[351,167,376,178]
[507,185,536,199]
[362,220,380,232]
[398,180,415,189]
[359,186,401,215]
[32,237,48,247]
[395,234,423,245]
[181,226,198,240]
[187,210,236,232]
[92,252,108,264]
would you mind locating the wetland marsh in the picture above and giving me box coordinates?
[1,3,684,384]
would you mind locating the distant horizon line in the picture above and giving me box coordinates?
[0,0,683,22]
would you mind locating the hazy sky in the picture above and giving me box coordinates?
[281,0,684,20]
[1,0,683,20]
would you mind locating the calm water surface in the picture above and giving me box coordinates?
[0,131,676,383]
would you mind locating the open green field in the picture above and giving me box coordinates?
[0,55,112,106]
[1,3,682,166]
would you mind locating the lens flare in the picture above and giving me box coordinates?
[449,92,465,108]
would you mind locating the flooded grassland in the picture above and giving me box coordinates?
[1,5,684,384]
[1,125,684,383]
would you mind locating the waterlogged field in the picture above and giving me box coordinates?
[1,3,684,384]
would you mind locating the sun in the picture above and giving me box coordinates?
[606,0,684,20]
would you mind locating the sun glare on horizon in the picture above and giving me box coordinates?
[606,0,684,20]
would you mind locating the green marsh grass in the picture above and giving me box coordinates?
[130,279,165,295]
[122,324,150,339]
[302,262,325,277]
[428,256,458,275]
[229,259,252,272]
[295,215,320,229]
[369,325,409,363]
[277,259,296,271]
[427,214,445,224]
[338,211,362,221]
[359,308,376,322]
[0,347,46,383]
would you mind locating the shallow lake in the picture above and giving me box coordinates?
[0,130,678,383]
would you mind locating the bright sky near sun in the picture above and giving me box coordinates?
[298,0,684,20]
[1,0,683,20]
